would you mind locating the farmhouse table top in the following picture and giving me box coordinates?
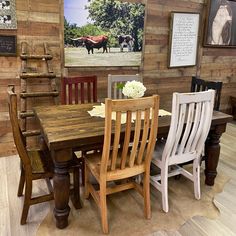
[34,103,232,151]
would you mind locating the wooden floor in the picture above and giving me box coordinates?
[1,122,236,236]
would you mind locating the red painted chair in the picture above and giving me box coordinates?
[61,76,100,186]
[61,76,97,104]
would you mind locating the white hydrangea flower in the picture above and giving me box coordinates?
[122,80,146,98]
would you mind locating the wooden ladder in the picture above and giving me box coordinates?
[19,42,59,138]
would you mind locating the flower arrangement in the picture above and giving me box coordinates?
[122,80,146,98]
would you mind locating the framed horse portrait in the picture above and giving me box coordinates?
[63,0,145,67]
[204,0,236,47]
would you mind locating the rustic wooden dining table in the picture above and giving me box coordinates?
[34,103,232,229]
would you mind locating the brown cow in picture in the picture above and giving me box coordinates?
[71,35,108,54]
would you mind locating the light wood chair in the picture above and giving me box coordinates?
[191,76,222,111]
[7,85,54,225]
[150,90,215,213]
[61,75,97,104]
[108,74,142,99]
[84,95,159,233]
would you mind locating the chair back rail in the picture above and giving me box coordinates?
[101,95,159,177]
[62,76,97,104]
[163,90,215,165]
[108,74,142,99]
[191,76,222,111]
[7,85,32,172]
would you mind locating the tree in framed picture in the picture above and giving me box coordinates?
[204,0,236,47]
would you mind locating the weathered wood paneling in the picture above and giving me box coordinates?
[0,0,236,157]
[0,0,61,157]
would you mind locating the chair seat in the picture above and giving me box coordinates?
[84,153,101,181]
[85,151,145,182]
[152,140,198,167]
[28,149,54,175]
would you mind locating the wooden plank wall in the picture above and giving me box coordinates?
[0,0,236,157]
[0,0,61,156]
[142,0,236,111]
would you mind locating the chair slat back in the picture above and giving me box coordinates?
[61,76,97,104]
[191,76,222,111]
[7,85,32,171]
[108,74,142,99]
[101,95,159,175]
[162,90,215,163]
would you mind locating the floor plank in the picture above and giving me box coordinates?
[191,215,235,236]
[0,158,11,236]
[178,219,208,236]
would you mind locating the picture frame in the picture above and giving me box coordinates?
[204,0,236,48]
[63,0,145,67]
[0,34,17,56]
[0,0,17,29]
[168,12,200,68]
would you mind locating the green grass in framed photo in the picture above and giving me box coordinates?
[204,0,236,47]
[0,0,17,29]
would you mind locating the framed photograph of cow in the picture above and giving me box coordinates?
[64,0,145,67]
[204,0,236,48]
[0,0,17,29]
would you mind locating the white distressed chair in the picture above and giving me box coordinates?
[150,90,215,213]
[107,74,142,99]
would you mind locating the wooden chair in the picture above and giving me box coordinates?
[7,85,54,225]
[61,75,97,104]
[61,75,100,186]
[108,74,142,99]
[191,76,222,111]
[84,95,159,233]
[150,90,215,213]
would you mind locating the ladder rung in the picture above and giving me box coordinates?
[22,130,41,137]
[20,91,59,98]
[20,73,56,79]
[20,111,35,118]
[20,54,53,60]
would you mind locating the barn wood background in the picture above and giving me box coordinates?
[0,0,236,157]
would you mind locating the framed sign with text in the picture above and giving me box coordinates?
[0,34,17,56]
[0,0,17,29]
[168,12,200,68]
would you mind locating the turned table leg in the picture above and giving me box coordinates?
[52,149,72,229]
[205,124,226,186]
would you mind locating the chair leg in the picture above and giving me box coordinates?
[100,182,108,234]
[20,178,32,225]
[80,157,85,186]
[71,166,83,209]
[17,170,25,197]
[193,159,201,200]
[45,178,53,194]
[135,174,142,184]
[161,165,169,213]
[143,173,151,219]
[84,164,90,199]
